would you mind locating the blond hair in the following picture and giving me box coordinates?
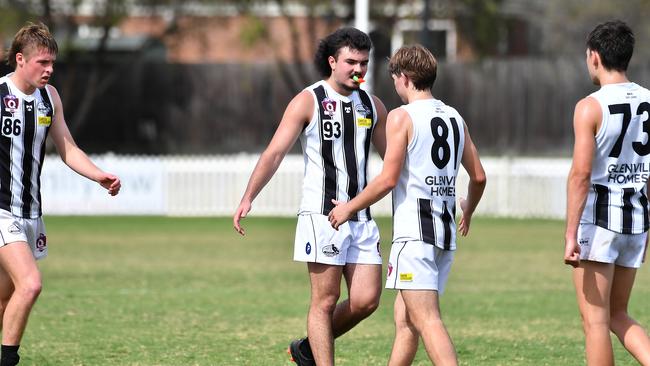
[7,22,58,69]
[388,44,437,91]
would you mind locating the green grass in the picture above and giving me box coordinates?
[11,216,649,365]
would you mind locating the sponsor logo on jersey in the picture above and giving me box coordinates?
[305,242,312,255]
[355,103,371,117]
[36,233,47,252]
[7,221,20,234]
[387,262,393,277]
[356,117,371,128]
[37,101,51,115]
[38,116,51,126]
[321,98,337,116]
[399,273,413,282]
[3,95,18,112]
[322,244,340,257]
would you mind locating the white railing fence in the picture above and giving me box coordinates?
[40,154,571,219]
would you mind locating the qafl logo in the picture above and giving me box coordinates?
[3,95,18,112]
[321,98,337,116]
[36,233,47,252]
[305,242,312,255]
[387,262,393,278]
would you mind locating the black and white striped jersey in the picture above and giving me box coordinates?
[0,74,54,218]
[392,99,465,250]
[581,82,650,234]
[298,80,377,221]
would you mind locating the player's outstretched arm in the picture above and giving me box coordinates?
[458,122,486,236]
[234,90,313,235]
[329,108,409,230]
[47,85,121,196]
[565,97,599,267]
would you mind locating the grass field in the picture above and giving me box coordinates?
[13,216,650,365]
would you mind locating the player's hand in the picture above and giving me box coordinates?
[458,197,471,236]
[98,173,121,196]
[234,201,251,236]
[328,199,352,231]
[564,237,581,268]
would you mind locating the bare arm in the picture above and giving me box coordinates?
[48,85,121,196]
[564,97,600,267]
[328,108,410,229]
[458,122,486,236]
[371,95,388,159]
[233,90,313,235]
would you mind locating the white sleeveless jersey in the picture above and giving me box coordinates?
[0,74,54,218]
[298,80,377,221]
[581,82,650,234]
[392,99,465,250]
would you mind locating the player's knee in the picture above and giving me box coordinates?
[311,293,339,314]
[351,296,379,317]
[18,277,42,302]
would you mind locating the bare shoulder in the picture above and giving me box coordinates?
[386,107,411,130]
[574,96,601,119]
[371,95,387,115]
[573,96,601,131]
[286,90,314,113]
[44,84,63,109]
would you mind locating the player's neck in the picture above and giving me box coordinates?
[597,71,629,86]
[8,73,36,95]
[406,90,434,104]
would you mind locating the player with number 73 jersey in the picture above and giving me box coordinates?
[581,83,650,234]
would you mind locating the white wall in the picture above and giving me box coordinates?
[40,154,570,218]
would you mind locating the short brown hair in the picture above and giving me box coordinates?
[388,44,437,91]
[7,22,58,69]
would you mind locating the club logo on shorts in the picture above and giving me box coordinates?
[399,273,413,282]
[305,242,312,255]
[322,244,340,257]
[36,233,46,252]
[579,238,590,247]
[7,222,20,234]
[387,262,393,278]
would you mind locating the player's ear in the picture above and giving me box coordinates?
[328,55,336,71]
[15,52,25,67]
[590,50,602,69]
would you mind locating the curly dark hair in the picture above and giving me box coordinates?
[314,27,372,77]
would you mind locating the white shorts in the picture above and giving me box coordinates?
[386,240,454,293]
[577,223,647,268]
[0,209,47,260]
[294,214,381,265]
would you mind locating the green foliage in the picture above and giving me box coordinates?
[239,15,269,48]
[14,216,649,365]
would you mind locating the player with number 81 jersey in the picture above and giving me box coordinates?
[392,100,465,250]
[581,82,650,234]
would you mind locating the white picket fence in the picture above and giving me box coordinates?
[39,154,571,219]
